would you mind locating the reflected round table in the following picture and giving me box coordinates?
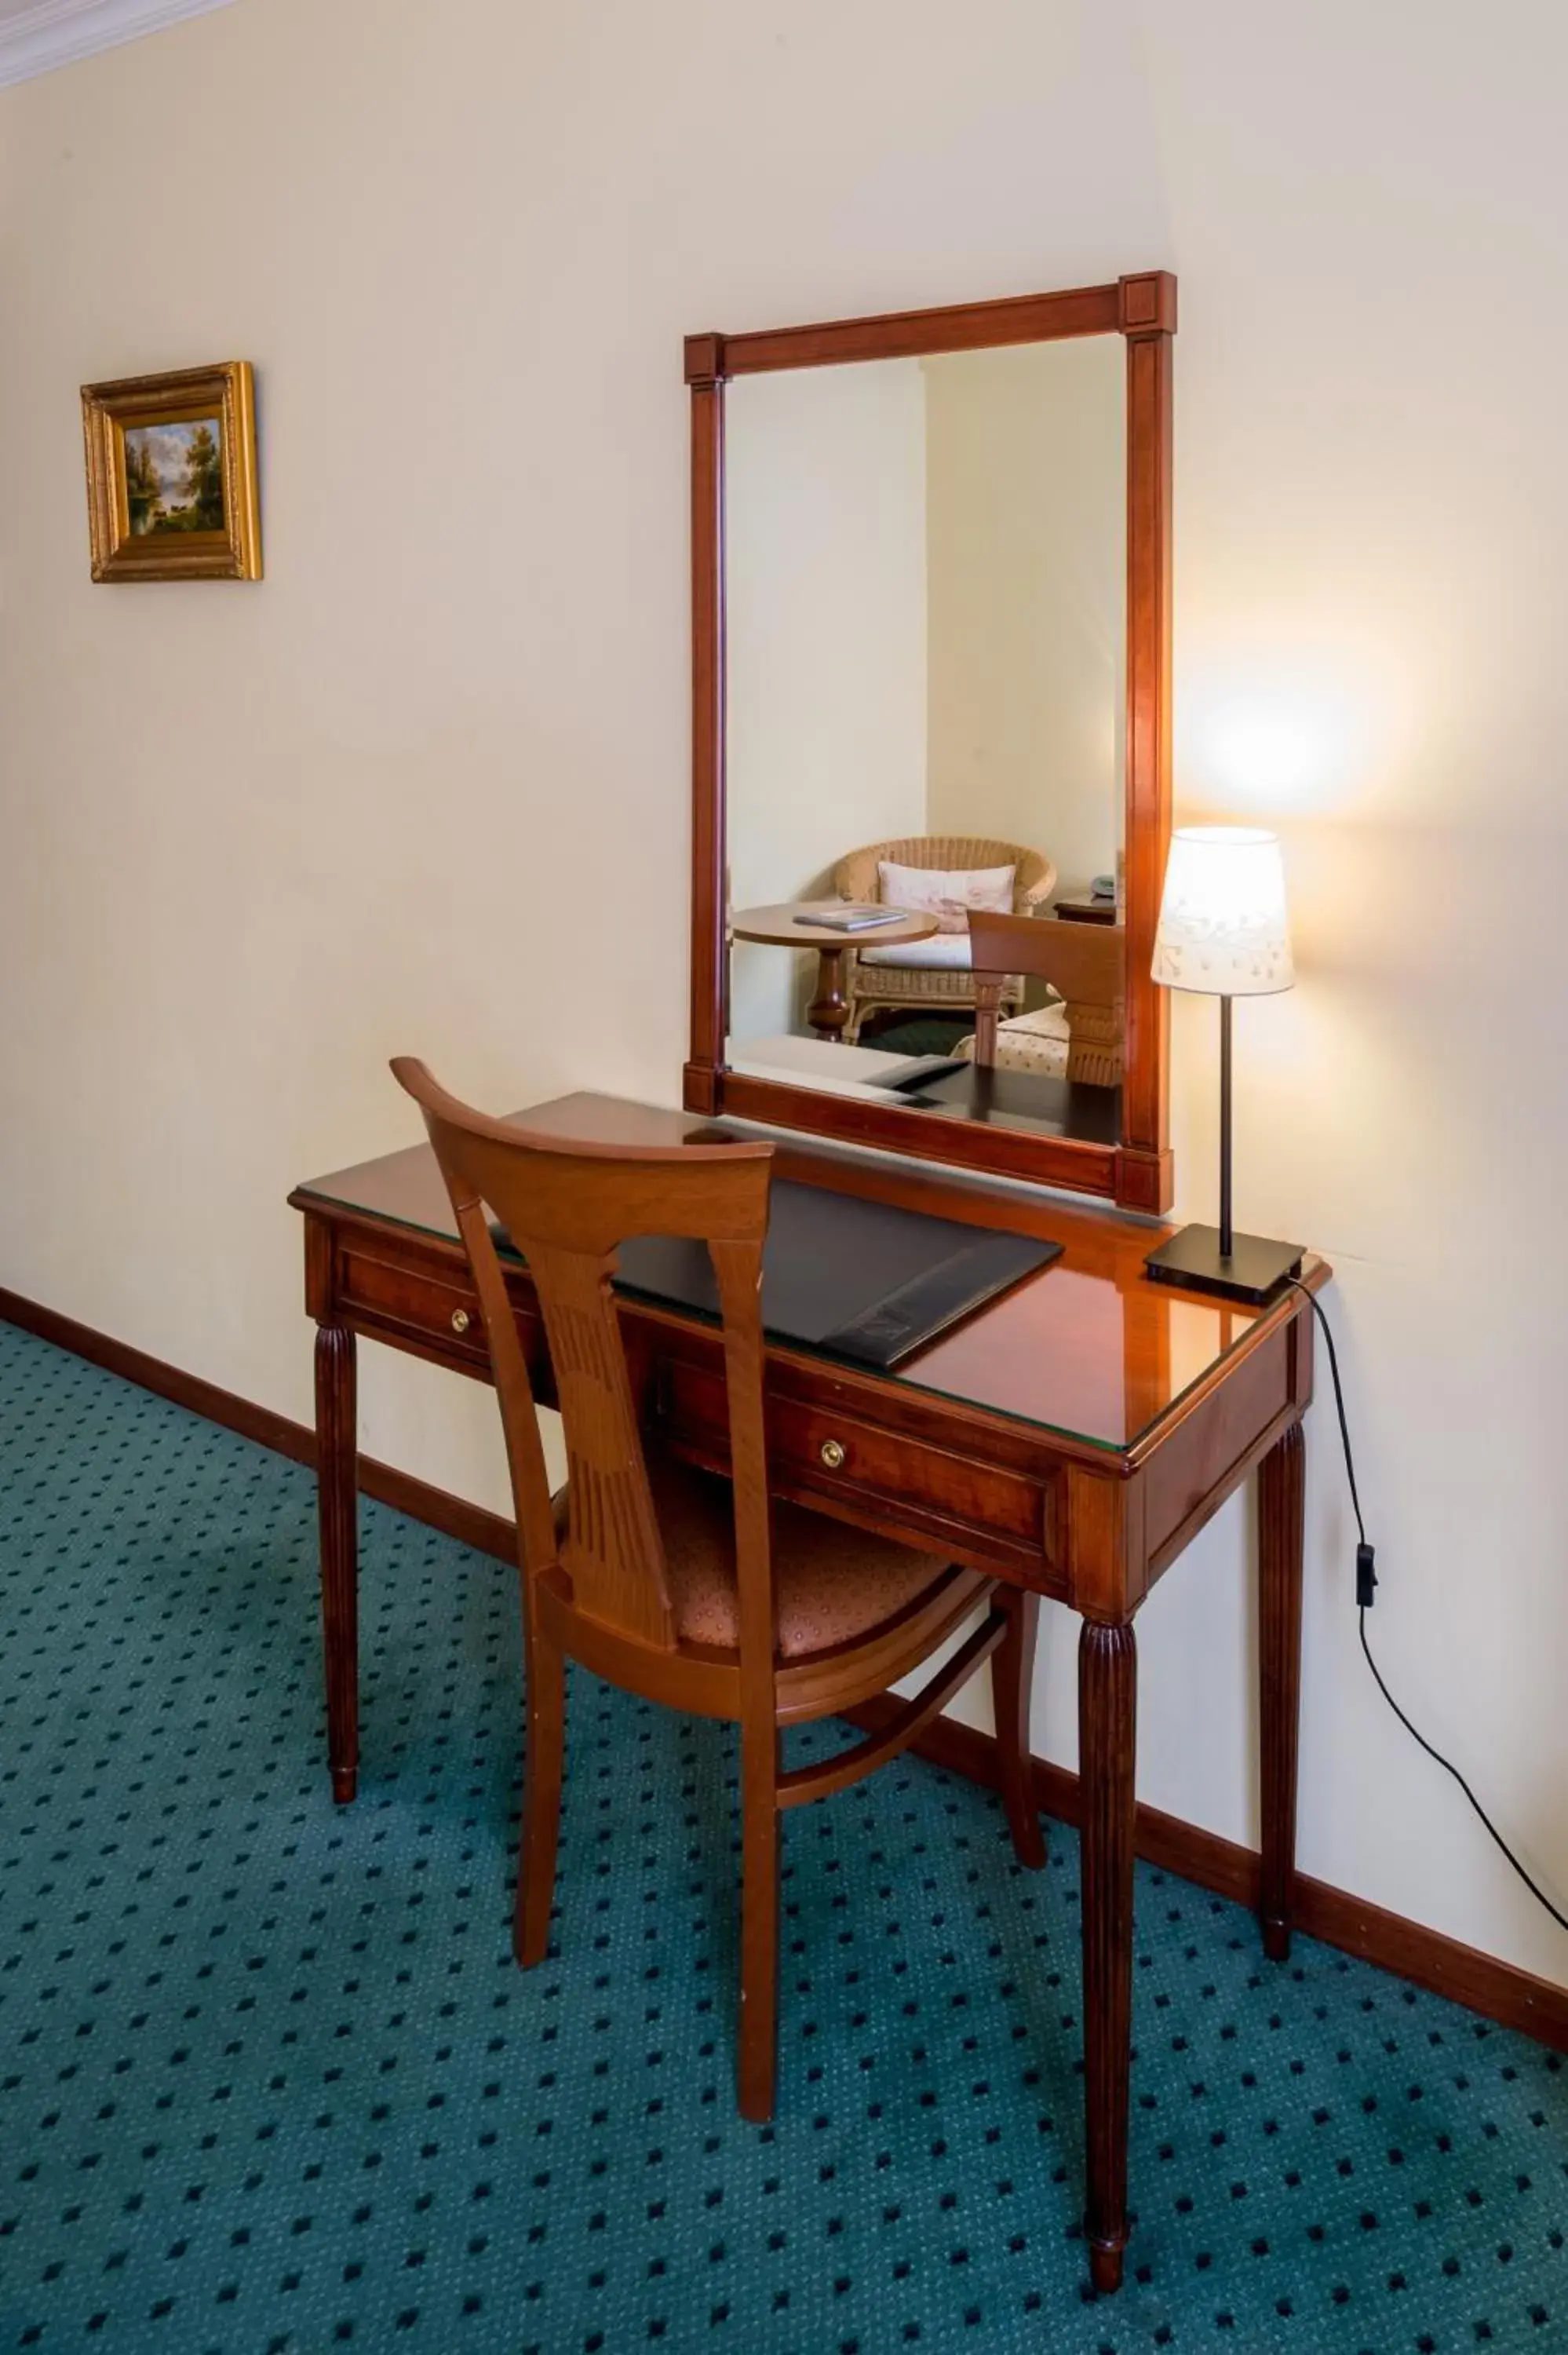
[731,901,939,1040]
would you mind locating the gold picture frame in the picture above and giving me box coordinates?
[82,362,261,582]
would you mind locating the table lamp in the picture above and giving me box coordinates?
[1143,825,1304,1305]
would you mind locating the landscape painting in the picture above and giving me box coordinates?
[123,418,225,537]
[82,362,261,581]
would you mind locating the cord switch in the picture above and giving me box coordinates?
[1356,1542,1377,1608]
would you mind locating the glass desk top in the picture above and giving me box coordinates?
[293,1093,1320,1459]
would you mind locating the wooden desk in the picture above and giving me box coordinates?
[290,1092,1322,2295]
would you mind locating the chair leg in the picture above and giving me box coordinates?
[513,1612,566,1970]
[993,1587,1046,1869]
[738,1725,781,2122]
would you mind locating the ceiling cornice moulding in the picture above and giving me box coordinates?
[0,0,238,92]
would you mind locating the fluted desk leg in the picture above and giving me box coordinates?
[1259,1420,1305,1961]
[315,1323,359,1804]
[1080,1617,1137,2294]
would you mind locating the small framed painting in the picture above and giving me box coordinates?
[81,361,261,582]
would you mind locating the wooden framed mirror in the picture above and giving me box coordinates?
[684,272,1175,1214]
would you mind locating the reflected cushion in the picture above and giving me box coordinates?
[877,859,1016,933]
[859,933,975,970]
[956,999,1071,1077]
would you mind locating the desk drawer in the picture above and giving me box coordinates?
[658,1356,1063,1586]
[337,1239,492,1369]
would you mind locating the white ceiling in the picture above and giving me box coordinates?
[0,0,239,90]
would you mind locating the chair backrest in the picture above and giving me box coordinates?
[392,1060,775,1656]
[965,909,1126,1086]
[834,835,1056,915]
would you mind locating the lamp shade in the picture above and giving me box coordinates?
[1150,826,1294,997]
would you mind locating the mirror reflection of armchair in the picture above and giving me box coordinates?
[833,834,1056,1042]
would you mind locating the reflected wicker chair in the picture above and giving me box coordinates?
[833,834,1056,1042]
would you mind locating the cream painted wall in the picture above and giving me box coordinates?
[2,0,1565,1988]
[924,340,1125,896]
[724,360,927,1042]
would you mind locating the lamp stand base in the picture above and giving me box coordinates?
[1143,1223,1304,1306]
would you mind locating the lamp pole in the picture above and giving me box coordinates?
[1218,994,1233,1261]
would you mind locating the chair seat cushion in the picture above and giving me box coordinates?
[558,1455,959,1661]
[859,934,975,971]
[955,999,1071,1077]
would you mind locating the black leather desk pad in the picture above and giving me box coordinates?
[609,1180,1062,1371]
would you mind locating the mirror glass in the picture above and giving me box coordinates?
[724,337,1126,1144]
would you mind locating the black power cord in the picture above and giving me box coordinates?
[1286,1278,1568,1939]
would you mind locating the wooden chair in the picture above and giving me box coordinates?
[391,1058,1046,2121]
[967,907,1126,1087]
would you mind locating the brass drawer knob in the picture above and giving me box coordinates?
[450,1308,472,1334]
[819,1437,846,1470]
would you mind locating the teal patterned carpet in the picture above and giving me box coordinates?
[0,1319,1563,2353]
